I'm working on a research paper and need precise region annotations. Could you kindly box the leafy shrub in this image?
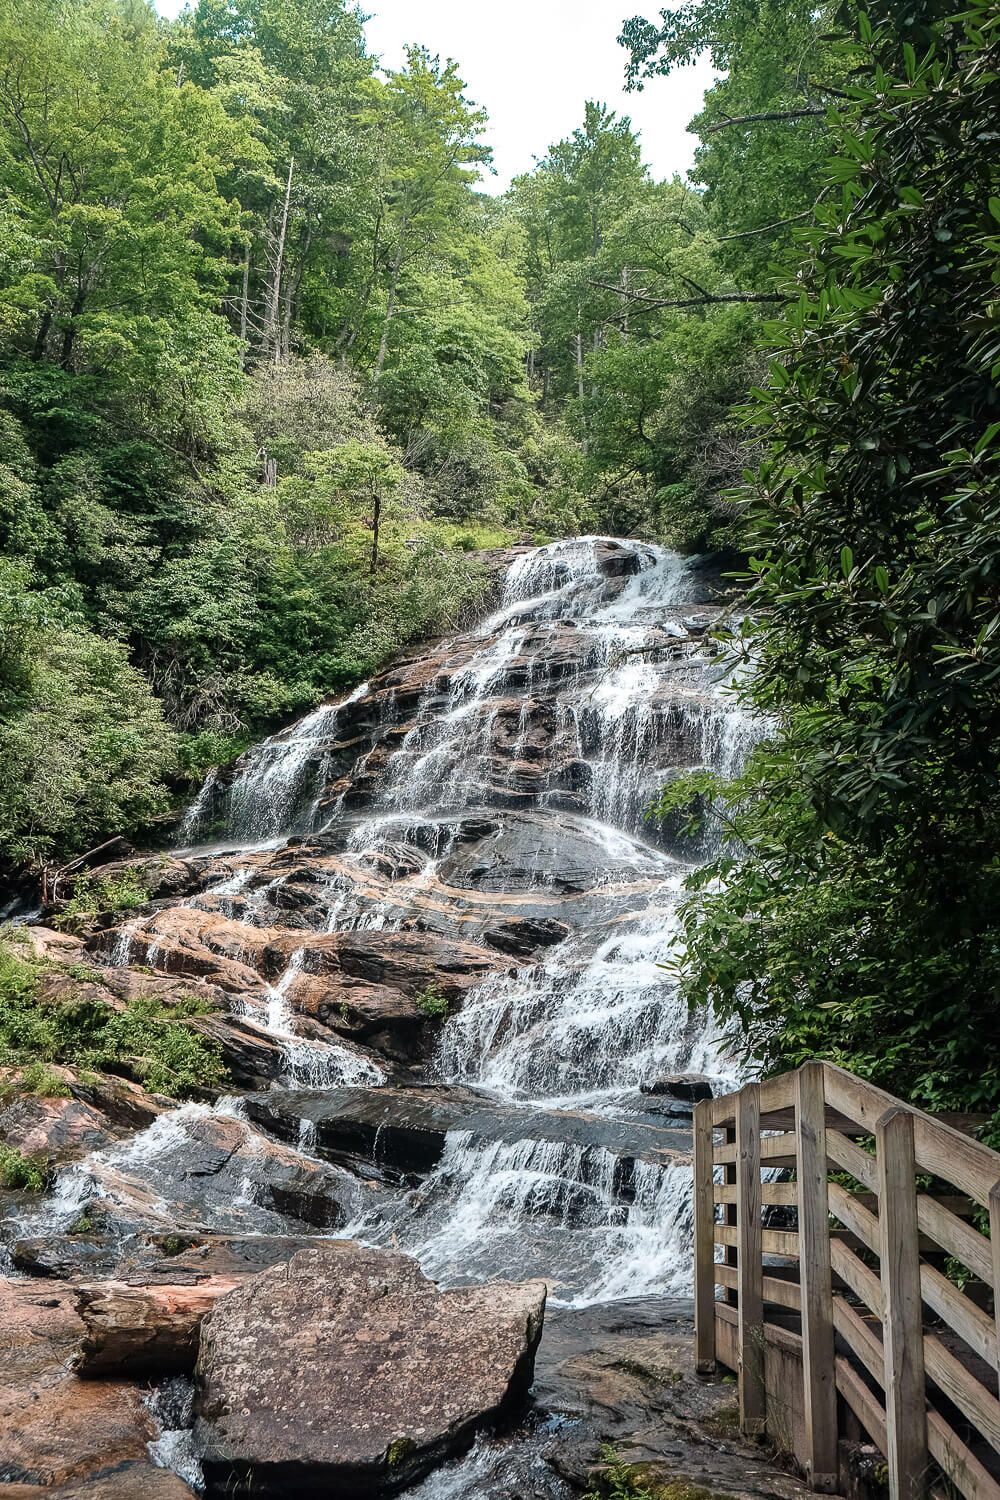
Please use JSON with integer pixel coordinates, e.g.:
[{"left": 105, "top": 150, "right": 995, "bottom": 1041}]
[
  {"left": 415, "top": 982, "right": 451, "bottom": 1018},
  {"left": 0, "top": 939, "right": 226, "bottom": 1098},
  {"left": 0, "top": 1144, "right": 45, "bottom": 1192},
  {"left": 56, "top": 868, "right": 151, "bottom": 930}
]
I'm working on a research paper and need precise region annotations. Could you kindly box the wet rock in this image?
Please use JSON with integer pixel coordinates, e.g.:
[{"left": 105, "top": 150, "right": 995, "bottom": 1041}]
[
  {"left": 536, "top": 1300, "right": 815, "bottom": 1500},
  {"left": 73, "top": 1276, "right": 240, "bottom": 1378},
  {"left": 244, "top": 1084, "right": 691, "bottom": 1185},
  {"left": 11, "top": 1233, "right": 119, "bottom": 1280},
  {"left": 484, "top": 918, "right": 571, "bottom": 956},
  {"left": 0, "top": 1091, "right": 118, "bottom": 1166},
  {"left": 193, "top": 1242, "right": 546, "bottom": 1498},
  {"left": 61, "top": 1110, "right": 365, "bottom": 1242},
  {"left": 68, "top": 1070, "right": 172, "bottom": 1132},
  {"left": 640, "top": 1074, "right": 714, "bottom": 1104},
  {"left": 0, "top": 1279, "right": 196, "bottom": 1495}
]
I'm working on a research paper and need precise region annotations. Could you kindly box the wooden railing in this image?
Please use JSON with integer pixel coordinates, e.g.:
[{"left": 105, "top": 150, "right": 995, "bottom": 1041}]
[{"left": 694, "top": 1062, "right": 1000, "bottom": 1500}]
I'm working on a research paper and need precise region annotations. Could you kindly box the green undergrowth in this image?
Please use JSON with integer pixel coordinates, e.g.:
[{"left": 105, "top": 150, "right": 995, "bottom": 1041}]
[
  {"left": 414, "top": 982, "right": 452, "bottom": 1018},
  {"left": 0, "top": 1143, "right": 46, "bottom": 1192},
  {"left": 0, "top": 935, "right": 226, "bottom": 1098},
  {"left": 55, "top": 868, "right": 152, "bottom": 932}
]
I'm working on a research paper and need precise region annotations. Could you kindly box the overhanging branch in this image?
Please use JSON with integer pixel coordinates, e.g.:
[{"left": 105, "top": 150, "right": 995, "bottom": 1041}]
[{"left": 589, "top": 279, "right": 783, "bottom": 309}]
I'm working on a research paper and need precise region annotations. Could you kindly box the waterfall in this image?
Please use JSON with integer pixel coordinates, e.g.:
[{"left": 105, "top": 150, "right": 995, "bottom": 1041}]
[{"left": 89, "top": 535, "right": 759, "bottom": 1308}]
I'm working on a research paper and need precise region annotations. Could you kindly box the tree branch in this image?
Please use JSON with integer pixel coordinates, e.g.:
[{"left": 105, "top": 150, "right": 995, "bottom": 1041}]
[
  {"left": 589, "top": 279, "right": 782, "bottom": 309},
  {"left": 705, "top": 106, "right": 829, "bottom": 133},
  {"left": 720, "top": 209, "right": 813, "bottom": 241}
]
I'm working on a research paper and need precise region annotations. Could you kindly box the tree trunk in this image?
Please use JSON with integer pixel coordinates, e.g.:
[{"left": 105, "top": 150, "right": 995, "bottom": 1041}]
[
  {"left": 262, "top": 157, "right": 294, "bottom": 363},
  {"left": 239, "top": 239, "right": 251, "bottom": 355},
  {"left": 370, "top": 487, "right": 382, "bottom": 580},
  {"left": 374, "top": 221, "right": 408, "bottom": 377}
]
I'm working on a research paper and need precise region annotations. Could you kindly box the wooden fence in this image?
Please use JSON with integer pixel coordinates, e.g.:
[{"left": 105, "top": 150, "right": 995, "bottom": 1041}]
[{"left": 693, "top": 1062, "right": 1000, "bottom": 1500}]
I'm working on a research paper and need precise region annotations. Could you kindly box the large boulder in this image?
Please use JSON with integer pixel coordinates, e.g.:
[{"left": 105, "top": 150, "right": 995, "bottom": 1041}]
[{"left": 193, "top": 1242, "right": 546, "bottom": 1498}]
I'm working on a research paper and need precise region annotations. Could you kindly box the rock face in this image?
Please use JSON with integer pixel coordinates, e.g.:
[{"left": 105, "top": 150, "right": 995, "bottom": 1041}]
[
  {"left": 193, "top": 1242, "right": 546, "bottom": 1498},
  {"left": 72, "top": 1276, "right": 239, "bottom": 1378},
  {"left": 0, "top": 1279, "right": 194, "bottom": 1496}
]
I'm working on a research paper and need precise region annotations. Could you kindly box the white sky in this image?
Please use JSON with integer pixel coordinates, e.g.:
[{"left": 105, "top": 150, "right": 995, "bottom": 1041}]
[{"left": 154, "top": 0, "right": 715, "bottom": 192}]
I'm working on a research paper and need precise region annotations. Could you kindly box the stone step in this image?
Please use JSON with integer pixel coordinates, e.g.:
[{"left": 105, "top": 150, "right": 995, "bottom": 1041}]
[{"left": 243, "top": 1083, "right": 691, "bottom": 1188}]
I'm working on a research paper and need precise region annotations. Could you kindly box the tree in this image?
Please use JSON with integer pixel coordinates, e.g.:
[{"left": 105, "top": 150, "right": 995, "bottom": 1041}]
[
  {"left": 0, "top": 562, "right": 177, "bottom": 865},
  {"left": 619, "top": 0, "right": 850, "bottom": 280},
  {"left": 661, "top": 0, "right": 1000, "bottom": 1123}
]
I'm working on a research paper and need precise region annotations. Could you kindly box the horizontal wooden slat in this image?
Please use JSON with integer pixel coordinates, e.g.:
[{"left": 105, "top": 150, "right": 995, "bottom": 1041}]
[
  {"left": 920, "top": 1263, "right": 998, "bottom": 1369},
  {"left": 714, "top": 1133, "right": 795, "bottom": 1165},
  {"left": 832, "top": 1294, "right": 884, "bottom": 1381},
  {"left": 715, "top": 1224, "right": 799, "bottom": 1257},
  {"left": 828, "top": 1180, "right": 879, "bottom": 1250},
  {"left": 823, "top": 1063, "right": 999, "bottom": 1207},
  {"left": 917, "top": 1195, "right": 993, "bottom": 1284},
  {"left": 712, "top": 1075, "right": 795, "bottom": 1126},
  {"left": 715, "top": 1263, "right": 802, "bottom": 1310},
  {"left": 925, "top": 1334, "right": 1000, "bottom": 1456},
  {"left": 826, "top": 1129, "right": 878, "bottom": 1190},
  {"left": 715, "top": 1180, "right": 798, "bottom": 1205},
  {"left": 928, "top": 1409, "right": 1000, "bottom": 1500}
]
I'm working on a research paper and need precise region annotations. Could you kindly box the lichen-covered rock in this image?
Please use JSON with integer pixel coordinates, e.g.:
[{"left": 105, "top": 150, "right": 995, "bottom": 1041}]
[{"left": 193, "top": 1242, "right": 545, "bottom": 1498}]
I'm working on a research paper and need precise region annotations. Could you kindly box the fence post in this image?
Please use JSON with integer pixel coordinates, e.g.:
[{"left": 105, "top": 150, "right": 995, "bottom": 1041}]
[
  {"left": 694, "top": 1098, "right": 717, "bottom": 1373},
  {"left": 990, "top": 1179, "right": 1000, "bottom": 1392},
  {"left": 795, "top": 1063, "right": 838, "bottom": 1492},
  {"left": 736, "top": 1081, "right": 765, "bottom": 1435},
  {"left": 877, "top": 1107, "right": 928, "bottom": 1500}
]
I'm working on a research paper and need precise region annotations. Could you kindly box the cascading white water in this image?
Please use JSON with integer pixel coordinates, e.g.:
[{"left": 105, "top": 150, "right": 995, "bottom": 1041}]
[
  {"left": 79, "top": 536, "right": 758, "bottom": 1309},
  {"left": 180, "top": 681, "right": 370, "bottom": 847}
]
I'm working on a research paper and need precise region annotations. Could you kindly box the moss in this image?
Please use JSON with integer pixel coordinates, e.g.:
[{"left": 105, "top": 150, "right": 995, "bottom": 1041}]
[
  {"left": 385, "top": 1437, "right": 416, "bottom": 1468},
  {"left": 586, "top": 1448, "right": 728, "bottom": 1500}
]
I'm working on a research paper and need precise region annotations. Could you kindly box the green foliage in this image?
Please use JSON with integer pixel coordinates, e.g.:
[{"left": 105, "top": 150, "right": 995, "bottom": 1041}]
[
  {"left": 0, "top": 1144, "right": 46, "bottom": 1192},
  {"left": 0, "top": 938, "right": 226, "bottom": 1098},
  {"left": 56, "top": 868, "right": 152, "bottom": 930},
  {"left": 414, "top": 982, "right": 451, "bottom": 1018},
  {"left": 663, "top": 0, "right": 1000, "bottom": 1125}
]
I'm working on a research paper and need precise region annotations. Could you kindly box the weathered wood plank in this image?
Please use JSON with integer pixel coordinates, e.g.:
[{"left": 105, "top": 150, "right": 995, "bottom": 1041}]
[
  {"left": 836, "top": 1353, "right": 889, "bottom": 1452},
  {"left": 737, "top": 1082, "right": 766, "bottom": 1436},
  {"left": 715, "top": 1181, "right": 798, "bottom": 1205},
  {"left": 990, "top": 1180, "right": 1000, "bottom": 1394},
  {"left": 714, "top": 1134, "right": 796, "bottom": 1166},
  {"left": 715, "top": 1224, "right": 799, "bottom": 1256},
  {"left": 694, "top": 1098, "right": 717, "bottom": 1373},
  {"left": 826, "top": 1128, "right": 877, "bottom": 1191},
  {"left": 924, "top": 1335, "right": 1000, "bottom": 1456},
  {"left": 877, "top": 1107, "right": 929, "bottom": 1500},
  {"left": 832, "top": 1294, "right": 884, "bottom": 1383},
  {"left": 716, "top": 1263, "right": 802, "bottom": 1311},
  {"left": 824, "top": 1064, "right": 998, "bottom": 1208},
  {"left": 918, "top": 1260, "right": 997, "bottom": 1369},
  {"left": 830, "top": 1238, "right": 883, "bottom": 1317},
  {"left": 927, "top": 1409, "right": 1000, "bottom": 1500},
  {"left": 796, "top": 1062, "right": 839, "bottom": 1492}
]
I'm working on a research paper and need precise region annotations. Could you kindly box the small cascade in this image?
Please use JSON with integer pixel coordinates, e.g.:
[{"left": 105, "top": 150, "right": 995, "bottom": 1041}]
[
  {"left": 344, "top": 1130, "right": 696, "bottom": 1304},
  {"left": 180, "top": 682, "right": 370, "bottom": 847}
]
